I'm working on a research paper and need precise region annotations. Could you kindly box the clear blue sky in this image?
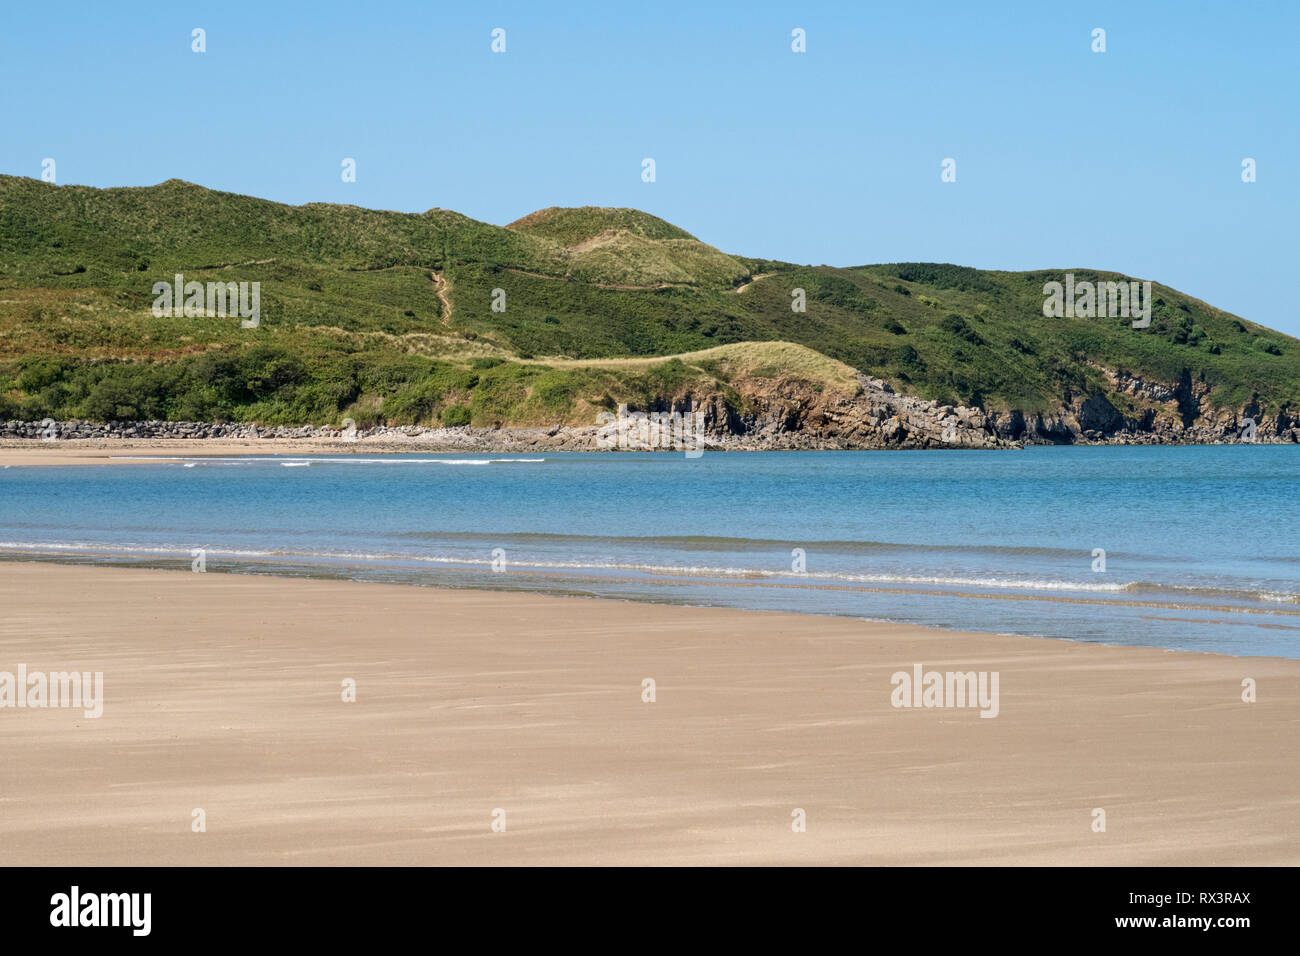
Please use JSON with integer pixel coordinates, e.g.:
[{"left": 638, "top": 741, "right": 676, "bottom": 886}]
[{"left": 3, "top": 1, "right": 1297, "bottom": 334}]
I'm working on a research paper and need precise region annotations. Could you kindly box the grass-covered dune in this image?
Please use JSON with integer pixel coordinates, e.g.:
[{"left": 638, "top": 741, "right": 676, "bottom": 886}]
[{"left": 1, "top": 174, "right": 1297, "bottom": 433}]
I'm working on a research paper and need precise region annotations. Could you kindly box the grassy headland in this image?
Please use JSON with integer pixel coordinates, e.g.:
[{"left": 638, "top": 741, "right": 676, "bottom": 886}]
[{"left": 2, "top": 175, "right": 1297, "bottom": 438}]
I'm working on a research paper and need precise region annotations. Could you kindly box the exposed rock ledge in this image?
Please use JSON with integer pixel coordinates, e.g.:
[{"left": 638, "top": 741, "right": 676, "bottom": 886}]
[{"left": 2, "top": 366, "right": 1293, "bottom": 450}]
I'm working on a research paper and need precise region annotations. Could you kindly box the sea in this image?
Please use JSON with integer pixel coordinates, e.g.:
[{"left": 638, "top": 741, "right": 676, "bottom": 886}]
[{"left": 2, "top": 445, "right": 1297, "bottom": 657}]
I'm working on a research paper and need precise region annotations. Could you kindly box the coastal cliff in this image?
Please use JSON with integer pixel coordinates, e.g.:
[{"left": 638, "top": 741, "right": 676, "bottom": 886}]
[{"left": 3, "top": 176, "right": 1298, "bottom": 448}]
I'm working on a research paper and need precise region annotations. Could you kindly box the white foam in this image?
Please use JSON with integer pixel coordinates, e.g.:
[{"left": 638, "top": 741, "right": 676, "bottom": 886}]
[{"left": 110, "top": 456, "right": 545, "bottom": 465}]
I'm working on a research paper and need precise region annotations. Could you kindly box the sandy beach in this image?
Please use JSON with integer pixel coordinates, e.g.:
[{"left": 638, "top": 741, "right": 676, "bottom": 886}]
[
  {"left": 0, "top": 440, "right": 453, "bottom": 467},
  {"left": 0, "top": 561, "right": 1295, "bottom": 865}
]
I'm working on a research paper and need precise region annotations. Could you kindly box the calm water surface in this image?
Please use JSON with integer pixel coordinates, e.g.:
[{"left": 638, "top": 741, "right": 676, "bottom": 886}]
[{"left": 2, "top": 446, "right": 1297, "bottom": 657}]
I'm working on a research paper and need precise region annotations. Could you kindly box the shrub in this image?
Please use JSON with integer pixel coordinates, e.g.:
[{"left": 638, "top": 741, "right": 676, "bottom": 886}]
[
  {"left": 83, "top": 381, "right": 146, "bottom": 421},
  {"left": 441, "top": 404, "right": 471, "bottom": 426},
  {"left": 531, "top": 374, "right": 578, "bottom": 413},
  {"left": 894, "top": 345, "right": 925, "bottom": 369},
  {"left": 383, "top": 381, "right": 442, "bottom": 424},
  {"left": 16, "top": 357, "right": 68, "bottom": 393},
  {"left": 940, "top": 314, "right": 985, "bottom": 346}
]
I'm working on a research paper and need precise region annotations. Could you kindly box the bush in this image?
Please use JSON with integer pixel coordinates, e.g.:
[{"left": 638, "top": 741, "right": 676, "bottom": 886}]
[
  {"left": 83, "top": 381, "right": 147, "bottom": 421},
  {"left": 16, "top": 357, "right": 68, "bottom": 393},
  {"left": 531, "top": 373, "right": 579, "bottom": 414},
  {"left": 242, "top": 348, "right": 307, "bottom": 396},
  {"left": 441, "top": 404, "right": 471, "bottom": 426},
  {"left": 889, "top": 263, "right": 997, "bottom": 293},
  {"left": 940, "top": 314, "right": 985, "bottom": 346},
  {"left": 894, "top": 345, "right": 925, "bottom": 369},
  {"left": 382, "top": 381, "right": 442, "bottom": 424}
]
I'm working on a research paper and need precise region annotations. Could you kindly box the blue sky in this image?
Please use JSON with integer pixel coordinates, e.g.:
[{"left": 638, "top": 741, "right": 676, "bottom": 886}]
[{"left": 3, "top": 0, "right": 1297, "bottom": 334}]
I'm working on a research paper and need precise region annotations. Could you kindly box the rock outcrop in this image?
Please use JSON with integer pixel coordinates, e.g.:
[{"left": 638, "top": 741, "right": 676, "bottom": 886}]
[{"left": 3, "top": 363, "right": 1293, "bottom": 450}]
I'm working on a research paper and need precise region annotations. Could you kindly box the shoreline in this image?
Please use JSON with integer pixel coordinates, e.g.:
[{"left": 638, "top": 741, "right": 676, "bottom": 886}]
[
  {"left": 1, "top": 433, "right": 1294, "bottom": 466},
  {"left": 0, "top": 440, "right": 533, "bottom": 466},
  {"left": 1, "top": 561, "right": 1296, "bottom": 865},
  {"left": 4, "top": 550, "right": 1299, "bottom": 653}
]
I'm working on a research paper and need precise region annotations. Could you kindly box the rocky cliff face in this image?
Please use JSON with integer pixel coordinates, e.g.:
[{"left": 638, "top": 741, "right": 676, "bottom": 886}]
[
  {"left": 979, "top": 364, "right": 1298, "bottom": 445},
  {"left": 2, "top": 364, "right": 1293, "bottom": 449},
  {"left": 634, "top": 364, "right": 1294, "bottom": 448},
  {"left": 675, "top": 373, "right": 1007, "bottom": 449}
]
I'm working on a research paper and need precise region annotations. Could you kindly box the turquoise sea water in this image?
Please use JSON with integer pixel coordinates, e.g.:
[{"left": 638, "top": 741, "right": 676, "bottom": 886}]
[{"left": 2, "top": 446, "right": 1298, "bottom": 657}]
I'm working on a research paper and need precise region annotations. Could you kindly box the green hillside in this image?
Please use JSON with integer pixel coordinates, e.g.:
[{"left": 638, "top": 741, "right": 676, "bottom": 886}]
[
  {"left": 506, "top": 206, "right": 697, "bottom": 243},
  {"left": 1, "top": 174, "right": 1296, "bottom": 431}
]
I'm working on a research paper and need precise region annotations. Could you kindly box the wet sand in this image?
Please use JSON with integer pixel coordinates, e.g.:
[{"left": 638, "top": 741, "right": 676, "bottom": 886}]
[{"left": 0, "top": 562, "right": 1295, "bottom": 865}]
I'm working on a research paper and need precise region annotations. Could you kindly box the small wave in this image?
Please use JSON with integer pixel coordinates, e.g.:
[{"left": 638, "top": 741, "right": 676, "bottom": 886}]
[
  {"left": 386, "top": 529, "right": 1149, "bottom": 560},
  {"left": 1127, "top": 581, "right": 1300, "bottom": 605},
  {"left": 0, "top": 541, "right": 1175, "bottom": 594},
  {"left": 1260, "top": 591, "right": 1300, "bottom": 604},
  {"left": 2, "top": 542, "right": 1295, "bottom": 606},
  {"left": 109, "top": 456, "right": 545, "bottom": 465}
]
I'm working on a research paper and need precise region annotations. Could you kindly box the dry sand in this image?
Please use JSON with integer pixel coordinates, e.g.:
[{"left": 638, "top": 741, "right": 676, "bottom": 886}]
[
  {"left": 0, "top": 441, "right": 424, "bottom": 466},
  {"left": 0, "top": 561, "right": 1295, "bottom": 865}
]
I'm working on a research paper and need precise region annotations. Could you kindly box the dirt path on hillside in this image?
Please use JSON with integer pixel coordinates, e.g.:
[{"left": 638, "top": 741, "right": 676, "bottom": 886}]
[
  {"left": 731, "top": 272, "right": 775, "bottom": 294},
  {"left": 432, "top": 270, "right": 452, "bottom": 326}
]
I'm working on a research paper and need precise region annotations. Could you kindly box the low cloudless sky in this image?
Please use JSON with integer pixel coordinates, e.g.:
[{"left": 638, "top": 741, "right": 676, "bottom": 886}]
[{"left": 3, "top": 1, "right": 1297, "bottom": 334}]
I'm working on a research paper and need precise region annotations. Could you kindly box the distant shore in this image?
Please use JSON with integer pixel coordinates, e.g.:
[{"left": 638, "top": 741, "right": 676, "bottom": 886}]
[
  {"left": 0, "top": 561, "right": 1295, "bottom": 865},
  {"left": 1, "top": 430, "right": 1294, "bottom": 465},
  {"left": 0, "top": 438, "right": 537, "bottom": 466}
]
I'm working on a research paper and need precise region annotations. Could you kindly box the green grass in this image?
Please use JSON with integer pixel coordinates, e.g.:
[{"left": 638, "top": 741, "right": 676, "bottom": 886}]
[
  {"left": 505, "top": 206, "right": 697, "bottom": 244},
  {"left": 2, "top": 174, "right": 1297, "bottom": 427}
]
